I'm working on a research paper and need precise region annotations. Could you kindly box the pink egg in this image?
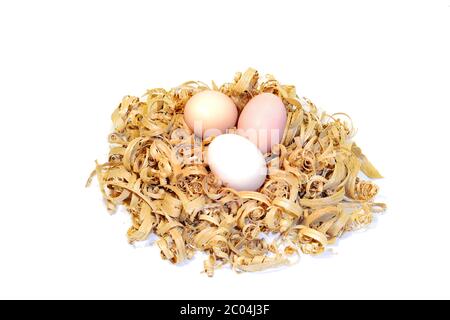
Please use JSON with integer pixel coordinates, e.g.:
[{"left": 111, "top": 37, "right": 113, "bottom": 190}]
[{"left": 237, "top": 93, "right": 287, "bottom": 153}]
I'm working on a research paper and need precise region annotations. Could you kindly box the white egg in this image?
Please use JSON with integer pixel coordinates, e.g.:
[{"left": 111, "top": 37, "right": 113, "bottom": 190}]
[{"left": 207, "top": 134, "right": 267, "bottom": 191}]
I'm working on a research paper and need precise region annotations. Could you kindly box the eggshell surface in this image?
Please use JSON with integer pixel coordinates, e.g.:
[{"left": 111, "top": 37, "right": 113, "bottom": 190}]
[
  {"left": 207, "top": 134, "right": 267, "bottom": 191},
  {"left": 237, "top": 93, "right": 287, "bottom": 153},
  {"left": 184, "top": 90, "right": 238, "bottom": 138}
]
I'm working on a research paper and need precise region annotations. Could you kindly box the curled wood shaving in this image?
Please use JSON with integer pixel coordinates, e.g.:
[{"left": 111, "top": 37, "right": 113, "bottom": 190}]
[{"left": 87, "top": 68, "right": 386, "bottom": 276}]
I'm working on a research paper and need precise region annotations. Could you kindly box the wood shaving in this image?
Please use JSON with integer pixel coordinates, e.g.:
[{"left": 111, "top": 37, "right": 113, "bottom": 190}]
[{"left": 87, "top": 68, "right": 386, "bottom": 276}]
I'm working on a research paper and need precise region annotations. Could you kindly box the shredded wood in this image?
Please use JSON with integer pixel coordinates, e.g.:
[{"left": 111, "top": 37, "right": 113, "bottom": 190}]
[{"left": 87, "top": 68, "right": 386, "bottom": 276}]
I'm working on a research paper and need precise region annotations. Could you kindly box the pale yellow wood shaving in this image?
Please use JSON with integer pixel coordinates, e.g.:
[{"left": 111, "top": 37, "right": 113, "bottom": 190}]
[{"left": 87, "top": 68, "right": 386, "bottom": 276}]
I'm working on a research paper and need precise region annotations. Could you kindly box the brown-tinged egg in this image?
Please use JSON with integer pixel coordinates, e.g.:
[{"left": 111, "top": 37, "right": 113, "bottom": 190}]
[{"left": 184, "top": 90, "right": 238, "bottom": 138}]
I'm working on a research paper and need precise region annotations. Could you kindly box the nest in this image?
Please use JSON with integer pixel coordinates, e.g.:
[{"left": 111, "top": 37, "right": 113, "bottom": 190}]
[{"left": 87, "top": 68, "right": 386, "bottom": 276}]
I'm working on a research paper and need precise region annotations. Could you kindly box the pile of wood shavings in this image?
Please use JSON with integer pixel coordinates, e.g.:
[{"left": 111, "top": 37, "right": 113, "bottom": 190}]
[{"left": 87, "top": 68, "right": 386, "bottom": 276}]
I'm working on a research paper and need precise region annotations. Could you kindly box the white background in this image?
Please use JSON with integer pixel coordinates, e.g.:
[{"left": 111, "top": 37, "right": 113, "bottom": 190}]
[{"left": 0, "top": 0, "right": 449, "bottom": 299}]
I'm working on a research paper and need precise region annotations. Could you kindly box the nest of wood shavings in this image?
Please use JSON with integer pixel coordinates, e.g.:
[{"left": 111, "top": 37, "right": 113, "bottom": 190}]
[{"left": 87, "top": 68, "right": 386, "bottom": 276}]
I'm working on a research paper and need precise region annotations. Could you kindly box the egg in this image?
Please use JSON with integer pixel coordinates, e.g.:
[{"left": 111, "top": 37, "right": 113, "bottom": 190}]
[
  {"left": 207, "top": 134, "right": 267, "bottom": 191},
  {"left": 184, "top": 90, "right": 238, "bottom": 138},
  {"left": 237, "top": 93, "right": 287, "bottom": 153}
]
